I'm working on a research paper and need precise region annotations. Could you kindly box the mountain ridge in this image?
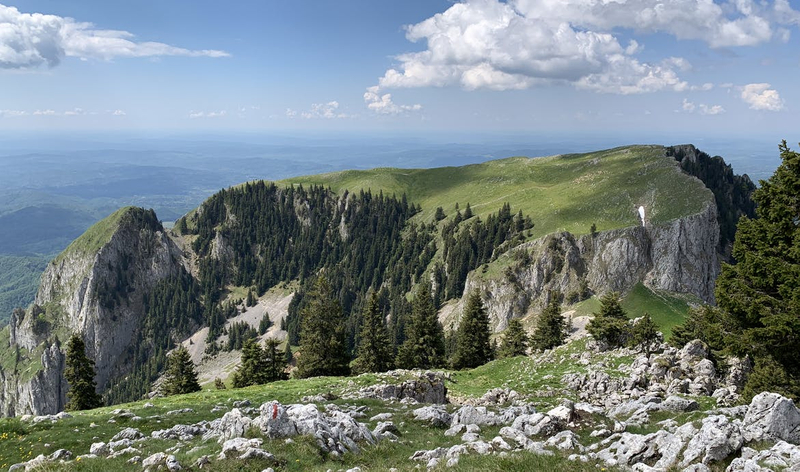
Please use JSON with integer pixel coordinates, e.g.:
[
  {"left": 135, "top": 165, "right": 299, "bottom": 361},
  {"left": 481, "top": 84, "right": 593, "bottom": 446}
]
[{"left": 0, "top": 144, "right": 754, "bottom": 416}]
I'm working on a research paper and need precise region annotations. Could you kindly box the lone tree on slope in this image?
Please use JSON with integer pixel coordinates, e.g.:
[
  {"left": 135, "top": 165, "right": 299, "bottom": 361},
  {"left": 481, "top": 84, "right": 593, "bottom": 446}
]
[
  {"left": 295, "top": 276, "right": 350, "bottom": 378},
  {"left": 530, "top": 293, "right": 569, "bottom": 351},
  {"left": 162, "top": 345, "right": 201, "bottom": 396},
  {"left": 352, "top": 291, "right": 395, "bottom": 374},
  {"left": 452, "top": 290, "right": 493, "bottom": 369},
  {"left": 587, "top": 292, "right": 629, "bottom": 348},
  {"left": 396, "top": 283, "right": 446, "bottom": 369},
  {"left": 64, "top": 334, "right": 103, "bottom": 411},
  {"left": 498, "top": 318, "right": 529, "bottom": 358}
]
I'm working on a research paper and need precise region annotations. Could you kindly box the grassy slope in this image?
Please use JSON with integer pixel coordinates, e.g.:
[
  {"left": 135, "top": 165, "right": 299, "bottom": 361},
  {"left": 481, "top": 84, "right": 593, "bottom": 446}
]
[
  {"left": 280, "top": 145, "right": 711, "bottom": 239},
  {"left": 52, "top": 206, "right": 137, "bottom": 265},
  {"left": 0, "top": 350, "right": 632, "bottom": 472},
  {"left": 571, "top": 283, "right": 696, "bottom": 340}
]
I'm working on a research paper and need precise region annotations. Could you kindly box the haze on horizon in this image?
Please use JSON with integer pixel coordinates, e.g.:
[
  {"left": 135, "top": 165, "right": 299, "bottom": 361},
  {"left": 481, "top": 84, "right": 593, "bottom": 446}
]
[{"left": 0, "top": 0, "right": 797, "bottom": 140}]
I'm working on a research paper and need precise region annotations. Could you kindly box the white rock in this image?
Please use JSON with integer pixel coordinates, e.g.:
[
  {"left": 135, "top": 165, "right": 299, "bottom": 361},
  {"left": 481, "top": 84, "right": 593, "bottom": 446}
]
[{"left": 742, "top": 392, "right": 800, "bottom": 444}]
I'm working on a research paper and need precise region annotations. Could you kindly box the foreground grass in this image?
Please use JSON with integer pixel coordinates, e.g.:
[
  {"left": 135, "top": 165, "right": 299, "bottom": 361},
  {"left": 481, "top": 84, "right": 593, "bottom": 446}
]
[{"left": 0, "top": 354, "right": 629, "bottom": 472}]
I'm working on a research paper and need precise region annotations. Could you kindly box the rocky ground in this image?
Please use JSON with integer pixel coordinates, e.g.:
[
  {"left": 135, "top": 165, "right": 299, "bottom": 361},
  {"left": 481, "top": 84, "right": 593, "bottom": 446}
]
[{"left": 3, "top": 334, "right": 799, "bottom": 472}]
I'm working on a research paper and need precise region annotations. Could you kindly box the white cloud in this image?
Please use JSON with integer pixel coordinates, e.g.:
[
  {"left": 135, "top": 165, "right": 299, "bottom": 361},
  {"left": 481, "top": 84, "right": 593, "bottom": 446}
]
[
  {"left": 188, "top": 110, "right": 227, "bottom": 118},
  {"left": 0, "top": 4, "right": 228, "bottom": 69},
  {"left": 740, "top": 83, "right": 784, "bottom": 111},
  {"left": 363, "top": 86, "right": 422, "bottom": 115},
  {"left": 370, "top": 0, "right": 799, "bottom": 97},
  {"left": 513, "top": 0, "right": 794, "bottom": 47},
  {"left": 111, "top": 109, "right": 126, "bottom": 116},
  {"left": 33, "top": 109, "right": 56, "bottom": 116},
  {"left": 288, "top": 101, "right": 354, "bottom": 119},
  {"left": 681, "top": 98, "right": 725, "bottom": 115},
  {"left": 0, "top": 109, "right": 27, "bottom": 117},
  {"left": 373, "top": 0, "right": 692, "bottom": 95}
]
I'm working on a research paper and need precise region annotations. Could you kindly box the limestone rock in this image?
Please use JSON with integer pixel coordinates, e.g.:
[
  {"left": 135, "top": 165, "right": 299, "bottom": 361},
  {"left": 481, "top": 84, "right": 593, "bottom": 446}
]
[{"left": 742, "top": 392, "right": 800, "bottom": 444}]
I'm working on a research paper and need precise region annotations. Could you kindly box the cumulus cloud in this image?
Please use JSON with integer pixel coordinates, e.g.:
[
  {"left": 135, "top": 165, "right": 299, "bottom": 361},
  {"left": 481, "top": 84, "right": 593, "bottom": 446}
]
[
  {"left": 287, "top": 101, "right": 354, "bottom": 119},
  {"left": 112, "top": 109, "right": 126, "bottom": 116},
  {"left": 740, "top": 83, "right": 784, "bottom": 111},
  {"left": 369, "top": 0, "right": 799, "bottom": 98},
  {"left": 363, "top": 86, "right": 422, "bottom": 115},
  {"left": 189, "top": 110, "right": 227, "bottom": 118},
  {"left": 0, "top": 4, "right": 228, "bottom": 69},
  {"left": 681, "top": 98, "right": 725, "bottom": 115}
]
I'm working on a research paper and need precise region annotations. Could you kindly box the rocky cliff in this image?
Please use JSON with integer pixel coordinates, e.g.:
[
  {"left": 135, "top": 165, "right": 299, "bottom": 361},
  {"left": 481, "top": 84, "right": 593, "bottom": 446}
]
[
  {"left": 0, "top": 207, "right": 186, "bottom": 416},
  {"left": 456, "top": 201, "right": 719, "bottom": 332}
]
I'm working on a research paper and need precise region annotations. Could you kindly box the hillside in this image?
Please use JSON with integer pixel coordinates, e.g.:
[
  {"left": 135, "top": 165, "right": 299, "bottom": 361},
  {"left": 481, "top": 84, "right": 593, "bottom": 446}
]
[
  {"left": 0, "top": 144, "right": 755, "bottom": 418},
  {"left": 281, "top": 145, "right": 710, "bottom": 238}
]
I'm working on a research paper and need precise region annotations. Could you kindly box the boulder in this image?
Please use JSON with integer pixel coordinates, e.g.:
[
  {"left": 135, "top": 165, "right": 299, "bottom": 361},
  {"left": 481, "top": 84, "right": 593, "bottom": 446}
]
[
  {"left": 742, "top": 392, "right": 800, "bottom": 444},
  {"left": 357, "top": 371, "right": 447, "bottom": 404},
  {"left": 205, "top": 408, "right": 252, "bottom": 442},
  {"left": 112, "top": 427, "right": 144, "bottom": 441},
  {"left": 680, "top": 415, "right": 743, "bottom": 467},
  {"left": 411, "top": 405, "right": 452, "bottom": 427},
  {"left": 254, "top": 401, "right": 297, "bottom": 438}
]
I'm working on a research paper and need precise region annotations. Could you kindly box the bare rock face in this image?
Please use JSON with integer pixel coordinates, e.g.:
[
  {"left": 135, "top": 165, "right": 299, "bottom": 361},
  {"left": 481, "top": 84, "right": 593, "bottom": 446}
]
[
  {"left": 461, "top": 202, "right": 720, "bottom": 332},
  {"left": 0, "top": 208, "right": 186, "bottom": 416}
]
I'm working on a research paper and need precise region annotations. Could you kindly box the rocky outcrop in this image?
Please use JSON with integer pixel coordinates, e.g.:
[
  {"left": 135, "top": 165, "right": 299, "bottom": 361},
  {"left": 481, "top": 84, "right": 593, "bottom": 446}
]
[
  {"left": 461, "top": 202, "right": 720, "bottom": 331},
  {"left": 0, "top": 207, "right": 186, "bottom": 416},
  {"left": 353, "top": 371, "right": 448, "bottom": 404}
]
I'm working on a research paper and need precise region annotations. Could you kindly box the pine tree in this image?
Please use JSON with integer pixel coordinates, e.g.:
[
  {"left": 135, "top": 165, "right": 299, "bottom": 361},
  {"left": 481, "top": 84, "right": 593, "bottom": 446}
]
[
  {"left": 258, "top": 312, "right": 272, "bottom": 335},
  {"left": 231, "top": 338, "right": 266, "bottom": 388},
  {"left": 246, "top": 288, "right": 256, "bottom": 307},
  {"left": 434, "top": 206, "right": 446, "bottom": 221},
  {"left": 64, "top": 334, "right": 103, "bottom": 411},
  {"left": 628, "top": 313, "right": 659, "bottom": 355},
  {"left": 162, "top": 345, "right": 201, "bottom": 396},
  {"left": 284, "top": 342, "right": 294, "bottom": 365},
  {"left": 586, "top": 292, "right": 629, "bottom": 348},
  {"left": 452, "top": 290, "right": 492, "bottom": 369},
  {"left": 530, "top": 294, "right": 568, "bottom": 351},
  {"left": 498, "top": 318, "right": 529, "bottom": 358},
  {"left": 352, "top": 292, "right": 394, "bottom": 374},
  {"left": 295, "top": 276, "right": 350, "bottom": 378},
  {"left": 263, "top": 338, "right": 288, "bottom": 382},
  {"left": 463, "top": 203, "right": 473, "bottom": 219},
  {"left": 714, "top": 141, "right": 800, "bottom": 398},
  {"left": 396, "top": 283, "right": 446, "bottom": 369}
]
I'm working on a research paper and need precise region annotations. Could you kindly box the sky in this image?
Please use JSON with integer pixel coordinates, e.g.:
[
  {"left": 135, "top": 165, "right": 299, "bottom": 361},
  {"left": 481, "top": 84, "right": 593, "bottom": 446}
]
[{"left": 0, "top": 0, "right": 798, "bottom": 138}]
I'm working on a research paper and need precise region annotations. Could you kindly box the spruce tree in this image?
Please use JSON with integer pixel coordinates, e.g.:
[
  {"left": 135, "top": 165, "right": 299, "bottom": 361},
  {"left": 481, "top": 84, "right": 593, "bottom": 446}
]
[
  {"left": 530, "top": 294, "right": 568, "bottom": 351},
  {"left": 452, "top": 290, "right": 492, "bottom": 369},
  {"left": 586, "top": 292, "right": 629, "bottom": 348},
  {"left": 352, "top": 292, "right": 394, "bottom": 374},
  {"left": 64, "top": 334, "right": 103, "bottom": 411},
  {"left": 246, "top": 288, "right": 256, "bottom": 307},
  {"left": 628, "top": 313, "right": 659, "bottom": 355},
  {"left": 162, "top": 345, "right": 201, "bottom": 396},
  {"left": 284, "top": 342, "right": 293, "bottom": 365},
  {"left": 714, "top": 141, "right": 800, "bottom": 399},
  {"left": 232, "top": 338, "right": 266, "bottom": 388},
  {"left": 499, "top": 318, "right": 529, "bottom": 358},
  {"left": 263, "top": 338, "right": 288, "bottom": 382},
  {"left": 463, "top": 203, "right": 473, "bottom": 219},
  {"left": 396, "top": 283, "right": 446, "bottom": 369},
  {"left": 295, "top": 276, "right": 350, "bottom": 378}
]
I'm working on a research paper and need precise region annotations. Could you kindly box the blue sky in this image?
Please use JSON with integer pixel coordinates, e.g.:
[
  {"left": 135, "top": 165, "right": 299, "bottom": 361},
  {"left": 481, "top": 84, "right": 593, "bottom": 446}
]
[{"left": 0, "top": 0, "right": 798, "bottom": 138}]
